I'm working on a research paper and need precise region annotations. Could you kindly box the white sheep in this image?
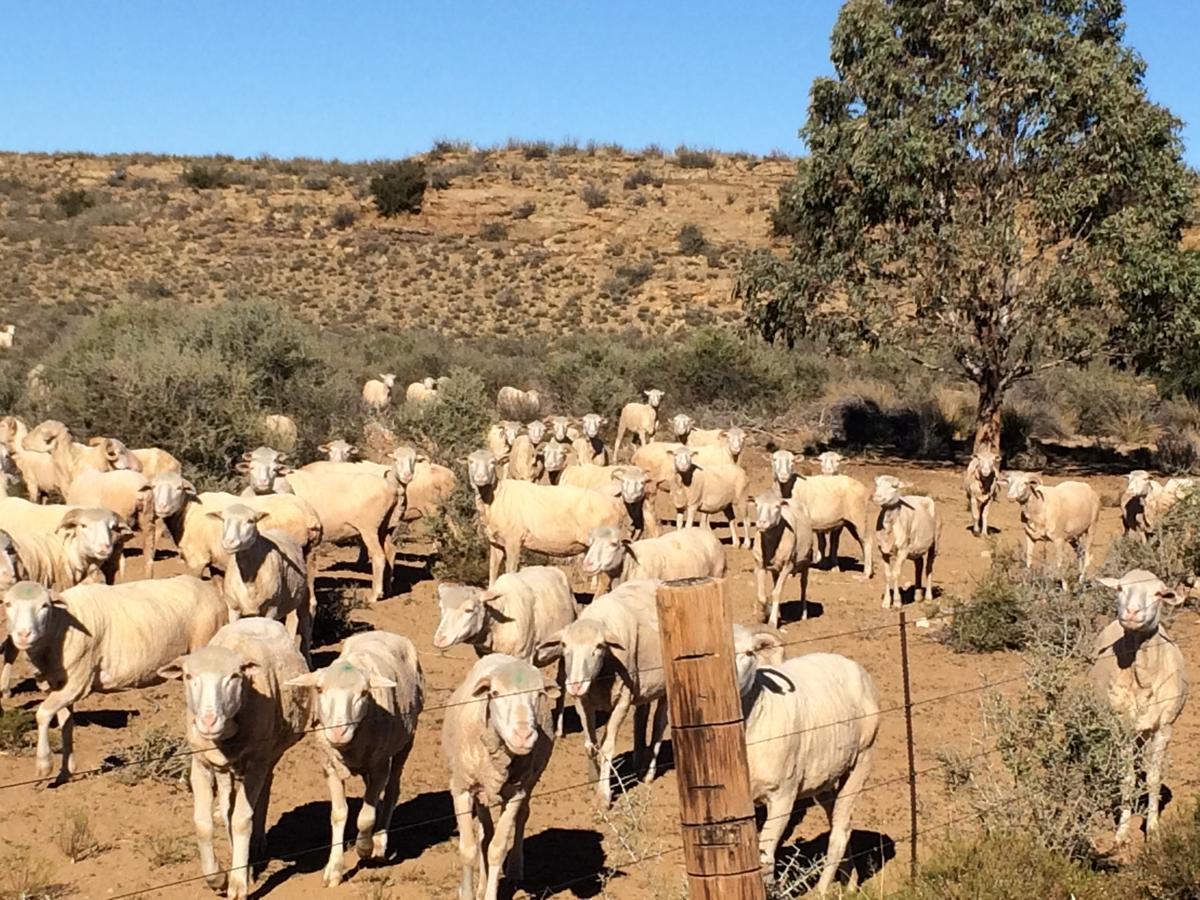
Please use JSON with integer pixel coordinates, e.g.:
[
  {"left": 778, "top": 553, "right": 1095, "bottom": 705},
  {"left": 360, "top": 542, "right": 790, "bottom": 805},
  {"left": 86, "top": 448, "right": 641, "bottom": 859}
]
[
  {"left": 442, "top": 654, "right": 558, "bottom": 900},
  {"left": 789, "top": 470, "right": 875, "bottom": 579},
  {"left": 0, "top": 324, "right": 14, "bottom": 348},
  {"left": 560, "top": 464, "right": 657, "bottom": 538},
  {"left": 631, "top": 440, "right": 688, "bottom": 525},
  {"left": 670, "top": 446, "right": 751, "bottom": 547},
  {"left": 390, "top": 445, "right": 457, "bottom": 520},
  {"left": 20, "top": 420, "right": 131, "bottom": 499},
  {"left": 406, "top": 377, "right": 438, "bottom": 405},
  {"left": 1005, "top": 472, "right": 1100, "bottom": 585},
  {"left": 541, "top": 439, "right": 570, "bottom": 485},
  {"left": 0, "top": 501, "right": 131, "bottom": 585},
  {"left": 1092, "top": 570, "right": 1189, "bottom": 842},
  {"left": 872, "top": 475, "right": 940, "bottom": 609},
  {"left": 362, "top": 373, "right": 397, "bottom": 412},
  {"left": 1121, "top": 471, "right": 1195, "bottom": 540},
  {"left": 571, "top": 413, "right": 608, "bottom": 466},
  {"left": 752, "top": 493, "right": 815, "bottom": 628},
  {"left": 613, "top": 389, "right": 664, "bottom": 457},
  {"left": 320, "top": 439, "right": 358, "bottom": 463},
  {"left": 1, "top": 416, "right": 55, "bottom": 502},
  {"left": 263, "top": 413, "right": 299, "bottom": 451},
  {"left": 2, "top": 577, "right": 226, "bottom": 780},
  {"left": 546, "top": 415, "right": 577, "bottom": 445},
  {"left": 209, "top": 504, "right": 311, "bottom": 659},
  {"left": 65, "top": 469, "right": 155, "bottom": 575},
  {"left": 285, "top": 631, "right": 424, "bottom": 886},
  {"left": 582, "top": 524, "right": 725, "bottom": 592},
  {"left": 466, "top": 449, "right": 623, "bottom": 584},
  {"left": 538, "top": 579, "right": 667, "bottom": 807},
  {"left": 505, "top": 429, "right": 544, "bottom": 482},
  {"left": 964, "top": 451, "right": 1000, "bottom": 536},
  {"left": 817, "top": 451, "right": 845, "bottom": 475},
  {"left": 733, "top": 626, "right": 879, "bottom": 894},
  {"left": 159, "top": 617, "right": 310, "bottom": 900},
  {"left": 496, "top": 386, "right": 541, "bottom": 421}
]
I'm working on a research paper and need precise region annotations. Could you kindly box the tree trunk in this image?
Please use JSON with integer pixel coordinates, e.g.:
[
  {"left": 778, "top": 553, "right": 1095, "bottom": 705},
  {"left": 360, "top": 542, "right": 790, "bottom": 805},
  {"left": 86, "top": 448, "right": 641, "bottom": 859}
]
[{"left": 973, "top": 374, "right": 1003, "bottom": 457}]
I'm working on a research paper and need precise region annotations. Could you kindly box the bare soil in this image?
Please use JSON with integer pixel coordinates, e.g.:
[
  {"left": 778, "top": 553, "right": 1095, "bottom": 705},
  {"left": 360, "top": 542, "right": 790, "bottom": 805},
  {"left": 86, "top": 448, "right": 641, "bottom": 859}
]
[{"left": 1, "top": 458, "right": 1196, "bottom": 899}]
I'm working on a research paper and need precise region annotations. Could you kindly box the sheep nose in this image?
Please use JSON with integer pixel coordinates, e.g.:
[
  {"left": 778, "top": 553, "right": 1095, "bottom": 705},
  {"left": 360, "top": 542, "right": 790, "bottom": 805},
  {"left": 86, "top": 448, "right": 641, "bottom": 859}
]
[
  {"left": 199, "top": 712, "right": 218, "bottom": 730},
  {"left": 14, "top": 630, "right": 31, "bottom": 645},
  {"left": 329, "top": 726, "right": 349, "bottom": 743}
]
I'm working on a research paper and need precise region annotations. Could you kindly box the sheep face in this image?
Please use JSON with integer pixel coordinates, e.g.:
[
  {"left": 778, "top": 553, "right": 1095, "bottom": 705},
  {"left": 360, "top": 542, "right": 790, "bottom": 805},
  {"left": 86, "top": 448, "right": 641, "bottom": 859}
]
[
  {"left": 210, "top": 504, "right": 264, "bottom": 554},
  {"left": 58, "top": 508, "right": 129, "bottom": 563},
  {"left": 771, "top": 450, "right": 795, "bottom": 485},
  {"left": 1098, "top": 569, "right": 1182, "bottom": 635},
  {"left": 1005, "top": 472, "right": 1040, "bottom": 503},
  {"left": 285, "top": 663, "right": 396, "bottom": 747},
  {"left": 21, "top": 420, "right": 69, "bottom": 453},
  {"left": 753, "top": 494, "right": 786, "bottom": 531},
  {"left": 433, "top": 584, "right": 488, "bottom": 649},
  {"left": 525, "top": 421, "right": 547, "bottom": 446},
  {"left": 818, "top": 452, "right": 844, "bottom": 475},
  {"left": 548, "top": 417, "right": 571, "bottom": 443},
  {"left": 612, "top": 468, "right": 647, "bottom": 505},
  {"left": 556, "top": 619, "right": 616, "bottom": 698},
  {"left": 581, "top": 414, "right": 604, "bottom": 438},
  {"left": 671, "top": 446, "right": 698, "bottom": 477},
  {"left": 872, "top": 475, "right": 906, "bottom": 508},
  {"left": 2, "top": 581, "right": 56, "bottom": 650},
  {"left": 391, "top": 446, "right": 424, "bottom": 485},
  {"left": 725, "top": 426, "right": 746, "bottom": 457},
  {"left": 422, "top": 377, "right": 437, "bottom": 389},
  {"left": 582, "top": 526, "right": 624, "bottom": 576},
  {"left": 732, "top": 625, "right": 787, "bottom": 697},
  {"left": 972, "top": 452, "right": 998, "bottom": 478},
  {"left": 1124, "top": 470, "right": 1153, "bottom": 499},
  {"left": 500, "top": 421, "right": 522, "bottom": 447},
  {"left": 472, "top": 660, "right": 554, "bottom": 756},
  {"left": 467, "top": 450, "right": 498, "bottom": 488},
  {"left": 238, "top": 447, "right": 289, "bottom": 494},
  {"left": 0, "top": 531, "right": 17, "bottom": 589},
  {"left": 542, "top": 440, "right": 568, "bottom": 473},
  {"left": 160, "top": 645, "right": 256, "bottom": 741},
  {"left": 643, "top": 389, "right": 664, "bottom": 408},
  {"left": 380, "top": 374, "right": 397, "bottom": 389},
  {"left": 150, "top": 472, "right": 195, "bottom": 519},
  {"left": 322, "top": 440, "right": 356, "bottom": 463},
  {"left": 670, "top": 414, "right": 694, "bottom": 439}
]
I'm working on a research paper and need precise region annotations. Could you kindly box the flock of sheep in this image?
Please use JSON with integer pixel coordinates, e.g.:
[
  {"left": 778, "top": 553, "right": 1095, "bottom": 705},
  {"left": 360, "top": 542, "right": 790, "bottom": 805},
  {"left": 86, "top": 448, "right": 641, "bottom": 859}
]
[{"left": 0, "top": 374, "right": 1191, "bottom": 899}]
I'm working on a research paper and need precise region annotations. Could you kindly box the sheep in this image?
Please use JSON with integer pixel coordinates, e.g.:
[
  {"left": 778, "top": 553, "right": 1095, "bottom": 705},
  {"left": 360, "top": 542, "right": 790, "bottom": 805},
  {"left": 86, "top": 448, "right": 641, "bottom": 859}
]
[
  {"left": 538, "top": 579, "right": 667, "bottom": 807},
  {"left": 406, "top": 376, "right": 438, "bottom": 405},
  {"left": 65, "top": 469, "right": 155, "bottom": 576},
  {"left": 237, "top": 446, "right": 296, "bottom": 495},
  {"left": 964, "top": 451, "right": 1000, "bottom": 536},
  {"left": 817, "top": 451, "right": 844, "bottom": 475},
  {"left": 771, "top": 449, "right": 800, "bottom": 499},
  {"left": 284, "top": 631, "right": 423, "bottom": 886},
  {"left": 20, "top": 421, "right": 135, "bottom": 499},
  {"left": 442, "top": 654, "right": 558, "bottom": 900},
  {"left": 541, "top": 439, "right": 569, "bottom": 485},
  {"left": 631, "top": 441, "right": 687, "bottom": 521},
  {"left": 546, "top": 415, "right": 577, "bottom": 444},
  {"left": 0, "top": 501, "right": 130, "bottom": 586},
  {"left": 239, "top": 449, "right": 402, "bottom": 601},
  {"left": 129, "top": 446, "right": 183, "bottom": 479},
  {"left": 466, "top": 449, "right": 623, "bottom": 585},
  {"left": 571, "top": 413, "right": 608, "bottom": 466},
  {"left": 159, "top": 617, "right": 310, "bottom": 900},
  {"left": 613, "top": 389, "right": 664, "bottom": 457},
  {"left": 560, "top": 464, "right": 657, "bottom": 538},
  {"left": 752, "top": 493, "right": 816, "bottom": 627},
  {"left": 497, "top": 386, "right": 541, "bottom": 422},
  {"left": 670, "top": 446, "right": 751, "bottom": 547},
  {"left": 0, "top": 324, "right": 13, "bottom": 348},
  {"left": 1005, "top": 472, "right": 1101, "bottom": 585},
  {"left": 390, "top": 446, "right": 457, "bottom": 520},
  {"left": 1092, "top": 569, "right": 1189, "bottom": 843},
  {"left": 209, "top": 504, "right": 311, "bottom": 659},
  {"left": 505, "top": 429, "right": 544, "bottom": 482},
  {"left": 1121, "top": 471, "right": 1195, "bottom": 540},
  {"left": 788, "top": 471, "right": 875, "bottom": 579},
  {"left": 433, "top": 567, "right": 577, "bottom": 733},
  {"left": 1, "top": 416, "right": 55, "bottom": 502},
  {"left": 872, "top": 475, "right": 940, "bottom": 609},
  {"left": 733, "top": 626, "right": 879, "bottom": 894},
  {"left": 582, "top": 524, "right": 725, "bottom": 593},
  {"left": 320, "top": 439, "right": 357, "bottom": 463},
  {"left": 362, "top": 373, "right": 397, "bottom": 412},
  {"left": 2, "top": 577, "right": 226, "bottom": 780},
  {"left": 263, "top": 413, "right": 298, "bottom": 451}
]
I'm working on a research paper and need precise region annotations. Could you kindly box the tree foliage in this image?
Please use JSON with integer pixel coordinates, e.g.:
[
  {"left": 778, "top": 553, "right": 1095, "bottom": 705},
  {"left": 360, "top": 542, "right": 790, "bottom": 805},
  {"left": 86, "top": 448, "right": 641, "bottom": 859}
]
[{"left": 739, "top": 0, "right": 1197, "bottom": 453}]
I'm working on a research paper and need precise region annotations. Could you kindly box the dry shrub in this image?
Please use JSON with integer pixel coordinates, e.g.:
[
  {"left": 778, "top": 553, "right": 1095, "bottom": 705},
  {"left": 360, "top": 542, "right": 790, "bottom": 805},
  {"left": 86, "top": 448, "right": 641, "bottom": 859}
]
[
  {"left": 426, "top": 479, "right": 488, "bottom": 585},
  {"left": 55, "top": 808, "right": 104, "bottom": 863},
  {"left": 0, "top": 847, "right": 70, "bottom": 900},
  {"left": 1103, "top": 492, "right": 1200, "bottom": 589},
  {"left": 104, "top": 728, "right": 190, "bottom": 787},
  {"left": 0, "top": 707, "right": 36, "bottom": 753}
]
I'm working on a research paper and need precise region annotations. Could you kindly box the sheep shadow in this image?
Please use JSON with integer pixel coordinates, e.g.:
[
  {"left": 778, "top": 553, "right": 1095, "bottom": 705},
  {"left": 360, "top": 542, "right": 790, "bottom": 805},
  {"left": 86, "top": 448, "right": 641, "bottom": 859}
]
[
  {"left": 774, "top": 827, "right": 896, "bottom": 892},
  {"left": 519, "top": 827, "right": 607, "bottom": 897},
  {"left": 779, "top": 599, "right": 825, "bottom": 625},
  {"left": 74, "top": 708, "right": 138, "bottom": 729}
]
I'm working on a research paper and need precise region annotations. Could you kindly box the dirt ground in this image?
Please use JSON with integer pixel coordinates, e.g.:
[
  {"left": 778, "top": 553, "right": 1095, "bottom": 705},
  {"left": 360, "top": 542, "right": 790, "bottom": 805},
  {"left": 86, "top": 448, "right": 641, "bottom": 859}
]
[{"left": 1, "top": 456, "right": 1197, "bottom": 900}]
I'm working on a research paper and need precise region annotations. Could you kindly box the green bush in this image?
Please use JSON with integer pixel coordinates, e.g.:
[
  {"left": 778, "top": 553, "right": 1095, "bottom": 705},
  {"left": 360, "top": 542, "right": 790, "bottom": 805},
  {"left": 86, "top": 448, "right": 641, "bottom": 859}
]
[
  {"left": 388, "top": 367, "right": 491, "bottom": 464},
  {"left": 55, "top": 189, "right": 93, "bottom": 219},
  {"left": 180, "top": 163, "right": 229, "bottom": 190},
  {"left": 425, "top": 478, "right": 489, "bottom": 584},
  {"left": 1103, "top": 492, "right": 1200, "bottom": 588},
  {"left": 369, "top": 160, "right": 427, "bottom": 216}
]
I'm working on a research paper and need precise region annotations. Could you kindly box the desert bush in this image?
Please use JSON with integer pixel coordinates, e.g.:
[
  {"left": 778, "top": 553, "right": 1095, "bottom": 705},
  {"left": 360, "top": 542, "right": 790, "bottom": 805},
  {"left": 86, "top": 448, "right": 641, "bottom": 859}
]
[
  {"left": 389, "top": 367, "right": 491, "bottom": 464},
  {"left": 581, "top": 183, "right": 609, "bottom": 209},
  {"left": 677, "top": 223, "right": 708, "bottom": 256},
  {"left": 425, "top": 478, "right": 489, "bottom": 584},
  {"left": 0, "top": 847, "right": 70, "bottom": 900},
  {"left": 55, "top": 808, "right": 104, "bottom": 862},
  {"left": 330, "top": 206, "right": 356, "bottom": 229},
  {"left": 1125, "top": 798, "right": 1200, "bottom": 899},
  {"left": 143, "top": 833, "right": 192, "bottom": 869},
  {"left": 479, "top": 221, "right": 508, "bottom": 241},
  {"left": 302, "top": 175, "right": 331, "bottom": 191},
  {"left": 600, "top": 260, "right": 654, "bottom": 303},
  {"left": 1153, "top": 427, "right": 1200, "bottom": 473},
  {"left": 519, "top": 140, "right": 552, "bottom": 160},
  {"left": 105, "top": 728, "right": 191, "bottom": 787},
  {"left": 54, "top": 189, "right": 93, "bottom": 219},
  {"left": 0, "top": 708, "right": 35, "bottom": 753},
  {"left": 511, "top": 200, "right": 536, "bottom": 220},
  {"left": 1103, "top": 492, "right": 1200, "bottom": 588},
  {"left": 180, "top": 163, "right": 229, "bottom": 190},
  {"left": 674, "top": 146, "right": 717, "bottom": 169},
  {"left": 623, "top": 168, "right": 663, "bottom": 190},
  {"left": 369, "top": 160, "right": 427, "bottom": 216},
  {"left": 312, "top": 585, "right": 368, "bottom": 647},
  {"left": 1053, "top": 365, "right": 1160, "bottom": 442}
]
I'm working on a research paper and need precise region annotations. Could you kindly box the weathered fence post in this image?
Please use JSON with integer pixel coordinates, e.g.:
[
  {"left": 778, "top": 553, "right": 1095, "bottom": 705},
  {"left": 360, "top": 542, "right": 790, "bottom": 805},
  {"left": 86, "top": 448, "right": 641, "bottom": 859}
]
[
  {"left": 898, "top": 610, "right": 918, "bottom": 877},
  {"left": 656, "top": 577, "right": 765, "bottom": 900}
]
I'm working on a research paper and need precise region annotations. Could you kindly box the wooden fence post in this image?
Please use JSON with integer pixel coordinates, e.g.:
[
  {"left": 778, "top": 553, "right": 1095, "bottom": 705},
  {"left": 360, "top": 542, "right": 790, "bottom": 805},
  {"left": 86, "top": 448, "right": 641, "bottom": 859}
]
[{"left": 656, "top": 577, "right": 765, "bottom": 900}]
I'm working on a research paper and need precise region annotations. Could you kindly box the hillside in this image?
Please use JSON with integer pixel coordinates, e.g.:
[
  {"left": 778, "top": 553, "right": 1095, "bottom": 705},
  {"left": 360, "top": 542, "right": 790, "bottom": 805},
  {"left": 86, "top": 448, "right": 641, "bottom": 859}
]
[{"left": 0, "top": 146, "right": 794, "bottom": 341}]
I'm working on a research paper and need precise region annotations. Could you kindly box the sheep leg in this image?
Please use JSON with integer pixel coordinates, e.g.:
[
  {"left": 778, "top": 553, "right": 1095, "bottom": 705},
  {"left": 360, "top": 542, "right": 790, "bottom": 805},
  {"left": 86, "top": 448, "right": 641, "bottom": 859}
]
[
  {"left": 924, "top": 547, "right": 936, "bottom": 602},
  {"left": 355, "top": 767, "right": 381, "bottom": 858},
  {"left": 613, "top": 426, "right": 625, "bottom": 459},
  {"left": 912, "top": 557, "right": 924, "bottom": 606},
  {"left": 216, "top": 769, "right": 235, "bottom": 845},
  {"left": 599, "top": 693, "right": 633, "bottom": 807},
  {"left": 632, "top": 703, "right": 648, "bottom": 774},
  {"left": 505, "top": 798, "right": 531, "bottom": 883},
  {"left": 828, "top": 526, "right": 843, "bottom": 570},
  {"left": 799, "top": 564, "right": 810, "bottom": 620},
  {"left": 981, "top": 498, "right": 990, "bottom": 536},
  {"left": 487, "top": 544, "right": 504, "bottom": 587},
  {"left": 1080, "top": 529, "right": 1094, "bottom": 582},
  {"left": 322, "top": 767, "right": 349, "bottom": 886},
  {"left": 644, "top": 699, "right": 668, "bottom": 783},
  {"left": 755, "top": 566, "right": 771, "bottom": 625},
  {"left": 375, "top": 744, "right": 410, "bottom": 859},
  {"left": 554, "top": 658, "right": 566, "bottom": 738},
  {"left": 485, "top": 793, "right": 525, "bottom": 900},
  {"left": 643, "top": 499, "right": 660, "bottom": 537},
  {"left": 452, "top": 790, "right": 478, "bottom": 900},
  {"left": 0, "top": 637, "right": 16, "bottom": 701},
  {"left": 1024, "top": 534, "right": 1035, "bottom": 568},
  {"left": 190, "top": 759, "right": 225, "bottom": 892},
  {"left": 227, "top": 768, "right": 268, "bottom": 900},
  {"left": 817, "top": 749, "right": 871, "bottom": 896},
  {"left": 357, "top": 527, "right": 388, "bottom": 602},
  {"left": 296, "top": 596, "right": 313, "bottom": 664},
  {"left": 503, "top": 538, "right": 522, "bottom": 575},
  {"left": 34, "top": 680, "right": 83, "bottom": 780},
  {"left": 580, "top": 701, "right": 601, "bottom": 781},
  {"left": 757, "top": 789, "right": 793, "bottom": 882},
  {"left": 252, "top": 770, "right": 273, "bottom": 862},
  {"left": 773, "top": 560, "right": 794, "bottom": 627},
  {"left": 1145, "top": 726, "right": 1171, "bottom": 835},
  {"left": 1053, "top": 538, "right": 1068, "bottom": 589}
]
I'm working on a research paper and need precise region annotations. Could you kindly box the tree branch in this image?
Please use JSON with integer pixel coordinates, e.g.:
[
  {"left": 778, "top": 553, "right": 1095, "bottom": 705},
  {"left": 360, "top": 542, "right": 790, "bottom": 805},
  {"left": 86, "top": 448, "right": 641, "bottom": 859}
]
[
  {"left": 998, "top": 353, "right": 1090, "bottom": 391},
  {"left": 908, "top": 354, "right": 962, "bottom": 378}
]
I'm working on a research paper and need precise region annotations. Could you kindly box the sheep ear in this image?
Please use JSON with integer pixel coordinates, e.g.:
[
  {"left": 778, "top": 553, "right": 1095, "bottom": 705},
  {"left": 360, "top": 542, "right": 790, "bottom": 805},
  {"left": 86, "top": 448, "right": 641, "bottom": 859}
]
[
  {"left": 240, "top": 662, "right": 262, "bottom": 678},
  {"left": 284, "top": 672, "right": 320, "bottom": 688},
  {"left": 138, "top": 484, "right": 152, "bottom": 494},
  {"left": 234, "top": 461, "right": 251, "bottom": 474},
  {"left": 1096, "top": 577, "right": 1121, "bottom": 590},
  {"left": 542, "top": 683, "right": 562, "bottom": 702},
  {"left": 158, "top": 657, "right": 186, "bottom": 681},
  {"left": 87, "top": 436, "right": 105, "bottom": 447},
  {"left": 182, "top": 480, "right": 197, "bottom": 495},
  {"left": 471, "top": 677, "right": 494, "bottom": 698},
  {"left": 318, "top": 443, "right": 330, "bottom": 453},
  {"left": 368, "top": 675, "right": 398, "bottom": 690},
  {"left": 602, "top": 631, "right": 625, "bottom": 650},
  {"left": 206, "top": 510, "right": 225, "bottom": 521},
  {"left": 252, "top": 510, "right": 268, "bottom": 523}
]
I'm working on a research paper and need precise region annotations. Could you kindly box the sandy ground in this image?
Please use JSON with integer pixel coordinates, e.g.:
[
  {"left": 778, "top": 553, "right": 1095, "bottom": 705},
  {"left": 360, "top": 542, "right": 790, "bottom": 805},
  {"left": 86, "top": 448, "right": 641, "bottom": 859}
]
[{"left": 1, "top": 457, "right": 1197, "bottom": 900}]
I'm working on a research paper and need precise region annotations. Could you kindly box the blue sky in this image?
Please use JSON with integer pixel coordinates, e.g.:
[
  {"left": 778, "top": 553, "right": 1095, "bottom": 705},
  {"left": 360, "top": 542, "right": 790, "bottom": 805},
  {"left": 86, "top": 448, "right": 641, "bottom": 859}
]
[{"left": 2, "top": 1, "right": 1196, "bottom": 165}]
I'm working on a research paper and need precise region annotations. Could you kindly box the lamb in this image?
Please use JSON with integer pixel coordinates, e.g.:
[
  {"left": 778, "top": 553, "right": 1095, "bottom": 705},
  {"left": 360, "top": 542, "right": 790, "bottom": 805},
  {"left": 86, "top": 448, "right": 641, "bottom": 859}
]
[
  {"left": 159, "top": 617, "right": 310, "bottom": 900},
  {"left": 1005, "top": 472, "right": 1101, "bottom": 585},
  {"left": 263, "top": 413, "right": 298, "bottom": 451},
  {"left": 613, "top": 389, "right": 665, "bottom": 457},
  {"left": 362, "top": 373, "right": 397, "bottom": 412},
  {"left": 210, "top": 504, "right": 311, "bottom": 659},
  {"left": 560, "top": 464, "right": 657, "bottom": 538},
  {"left": 0, "top": 501, "right": 130, "bottom": 586},
  {"left": 505, "top": 429, "right": 544, "bottom": 482},
  {"left": 733, "top": 626, "right": 879, "bottom": 894},
  {"left": 442, "top": 654, "right": 558, "bottom": 900},
  {"left": 1091, "top": 569, "right": 1189, "bottom": 843},
  {"left": 2, "top": 577, "right": 226, "bottom": 780},
  {"left": 670, "top": 447, "right": 751, "bottom": 547},
  {"left": 872, "top": 475, "right": 940, "bottom": 609},
  {"left": 538, "top": 579, "right": 667, "bottom": 807},
  {"left": 406, "top": 376, "right": 439, "bottom": 405},
  {"left": 582, "top": 524, "right": 725, "bottom": 592},
  {"left": 541, "top": 439, "right": 569, "bottom": 485},
  {"left": 285, "top": 631, "right": 424, "bottom": 886},
  {"left": 752, "top": 493, "right": 816, "bottom": 627},
  {"left": 466, "top": 449, "right": 623, "bottom": 584},
  {"left": 571, "top": 413, "right": 608, "bottom": 466},
  {"left": 65, "top": 469, "right": 155, "bottom": 575},
  {"left": 497, "top": 386, "right": 541, "bottom": 421},
  {"left": 788, "top": 471, "right": 875, "bottom": 579},
  {"left": 964, "top": 451, "right": 1000, "bottom": 536}
]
